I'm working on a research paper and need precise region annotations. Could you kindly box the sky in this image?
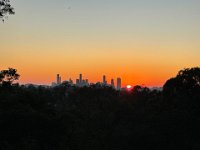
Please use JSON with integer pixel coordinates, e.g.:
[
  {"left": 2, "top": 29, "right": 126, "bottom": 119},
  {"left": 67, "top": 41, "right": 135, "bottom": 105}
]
[{"left": 1, "top": 0, "right": 200, "bottom": 87}]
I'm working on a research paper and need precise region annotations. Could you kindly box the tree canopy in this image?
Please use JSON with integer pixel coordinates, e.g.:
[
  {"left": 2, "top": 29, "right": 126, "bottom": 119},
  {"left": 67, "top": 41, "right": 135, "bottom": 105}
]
[
  {"left": 0, "top": 67, "right": 200, "bottom": 150},
  {"left": 163, "top": 67, "right": 200, "bottom": 96},
  {"left": 0, "top": 0, "right": 14, "bottom": 21},
  {"left": 0, "top": 68, "right": 20, "bottom": 85}
]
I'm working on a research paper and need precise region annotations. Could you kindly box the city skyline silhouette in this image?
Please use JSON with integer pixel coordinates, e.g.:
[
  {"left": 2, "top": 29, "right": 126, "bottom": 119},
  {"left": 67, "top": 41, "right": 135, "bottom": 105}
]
[
  {"left": 52, "top": 73, "right": 122, "bottom": 90},
  {"left": 1, "top": 0, "right": 200, "bottom": 87},
  {"left": 1, "top": 0, "right": 200, "bottom": 149}
]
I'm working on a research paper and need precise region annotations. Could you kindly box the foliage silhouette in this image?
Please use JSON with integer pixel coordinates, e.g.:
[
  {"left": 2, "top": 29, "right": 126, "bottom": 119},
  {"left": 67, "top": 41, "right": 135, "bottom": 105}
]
[
  {"left": 0, "top": 68, "right": 20, "bottom": 86},
  {"left": 163, "top": 67, "right": 200, "bottom": 98},
  {"left": 0, "top": 67, "right": 200, "bottom": 150},
  {"left": 0, "top": 0, "right": 14, "bottom": 21}
]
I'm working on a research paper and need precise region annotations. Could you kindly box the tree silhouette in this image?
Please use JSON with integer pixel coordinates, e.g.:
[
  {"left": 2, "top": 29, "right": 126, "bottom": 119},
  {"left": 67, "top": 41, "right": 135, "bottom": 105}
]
[
  {"left": 0, "top": 71, "right": 4, "bottom": 82},
  {"left": 0, "top": 67, "right": 200, "bottom": 150},
  {"left": 0, "top": 68, "right": 20, "bottom": 85},
  {"left": 0, "top": 0, "right": 14, "bottom": 22},
  {"left": 177, "top": 67, "right": 200, "bottom": 87},
  {"left": 163, "top": 67, "right": 200, "bottom": 96}
]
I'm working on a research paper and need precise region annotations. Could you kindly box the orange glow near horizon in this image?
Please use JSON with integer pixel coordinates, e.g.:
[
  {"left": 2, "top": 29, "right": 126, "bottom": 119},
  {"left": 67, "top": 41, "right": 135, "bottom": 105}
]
[
  {"left": 1, "top": 1, "right": 200, "bottom": 87},
  {"left": 0, "top": 63, "right": 182, "bottom": 87},
  {"left": 0, "top": 47, "right": 197, "bottom": 87},
  {"left": 1, "top": 48, "right": 197, "bottom": 87}
]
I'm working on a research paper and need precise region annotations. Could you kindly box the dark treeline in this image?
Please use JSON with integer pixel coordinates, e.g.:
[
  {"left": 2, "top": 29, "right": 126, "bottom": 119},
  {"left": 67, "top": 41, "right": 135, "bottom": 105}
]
[{"left": 0, "top": 67, "right": 200, "bottom": 150}]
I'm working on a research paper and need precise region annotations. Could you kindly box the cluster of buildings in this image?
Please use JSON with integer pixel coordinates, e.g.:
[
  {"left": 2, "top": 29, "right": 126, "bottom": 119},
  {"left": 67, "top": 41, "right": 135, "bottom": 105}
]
[
  {"left": 102, "top": 75, "right": 121, "bottom": 90},
  {"left": 75, "top": 74, "right": 89, "bottom": 87},
  {"left": 52, "top": 74, "right": 122, "bottom": 90}
]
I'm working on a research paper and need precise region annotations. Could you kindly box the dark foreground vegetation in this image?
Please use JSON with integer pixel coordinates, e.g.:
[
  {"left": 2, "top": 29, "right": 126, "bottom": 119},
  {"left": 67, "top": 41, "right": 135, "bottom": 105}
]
[{"left": 0, "top": 67, "right": 200, "bottom": 150}]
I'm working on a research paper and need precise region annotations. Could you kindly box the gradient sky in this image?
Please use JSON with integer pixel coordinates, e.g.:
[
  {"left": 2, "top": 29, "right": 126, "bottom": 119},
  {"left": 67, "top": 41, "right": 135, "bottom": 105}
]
[{"left": 1, "top": 0, "right": 200, "bottom": 87}]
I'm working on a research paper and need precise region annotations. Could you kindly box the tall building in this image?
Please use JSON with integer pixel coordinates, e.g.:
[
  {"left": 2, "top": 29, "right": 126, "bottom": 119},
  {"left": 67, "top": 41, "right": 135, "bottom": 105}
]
[
  {"left": 79, "top": 74, "right": 82, "bottom": 84},
  {"left": 111, "top": 79, "right": 115, "bottom": 88},
  {"left": 103, "top": 75, "right": 107, "bottom": 85},
  {"left": 117, "top": 78, "right": 121, "bottom": 90},
  {"left": 76, "top": 74, "right": 89, "bottom": 87},
  {"left": 86, "top": 79, "right": 89, "bottom": 84},
  {"left": 69, "top": 78, "right": 73, "bottom": 85},
  {"left": 57, "top": 74, "right": 61, "bottom": 84},
  {"left": 76, "top": 79, "right": 79, "bottom": 85}
]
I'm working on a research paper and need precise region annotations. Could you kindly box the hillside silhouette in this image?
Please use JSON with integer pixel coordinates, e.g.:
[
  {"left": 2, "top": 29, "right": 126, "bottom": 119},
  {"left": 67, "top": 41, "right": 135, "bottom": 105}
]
[{"left": 0, "top": 67, "right": 200, "bottom": 150}]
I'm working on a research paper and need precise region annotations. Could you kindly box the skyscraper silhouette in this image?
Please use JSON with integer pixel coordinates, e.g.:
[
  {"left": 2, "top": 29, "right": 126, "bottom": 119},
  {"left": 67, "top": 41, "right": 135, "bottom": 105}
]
[
  {"left": 79, "top": 74, "right": 82, "bottom": 84},
  {"left": 117, "top": 78, "right": 121, "bottom": 90},
  {"left": 86, "top": 79, "right": 89, "bottom": 84},
  {"left": 103, "top": 75, "right": 107, "bottom": 85},
  {"left": 111, "top": 79, "right": 115, "bottom": 88},
  {"left": 76, "top": 79, "right": 79, "bottom": 85},
  {"left": 57, "top": 74, "right": 61, "bottom": 84}
]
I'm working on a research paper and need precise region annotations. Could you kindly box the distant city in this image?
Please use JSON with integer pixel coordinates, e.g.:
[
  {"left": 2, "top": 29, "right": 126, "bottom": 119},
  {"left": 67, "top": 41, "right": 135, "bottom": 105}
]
[
  {"left": 52, "top": 74, "right": 122, "bottom": 90},
  {"left": 22, "top": 73, "right": 162, "bottom": 91}
]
